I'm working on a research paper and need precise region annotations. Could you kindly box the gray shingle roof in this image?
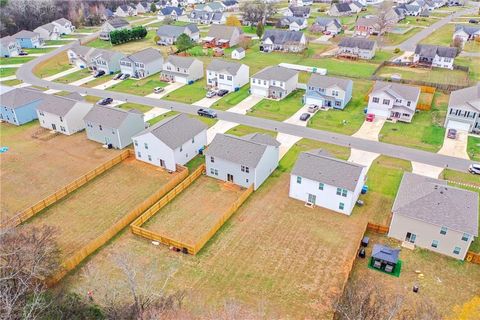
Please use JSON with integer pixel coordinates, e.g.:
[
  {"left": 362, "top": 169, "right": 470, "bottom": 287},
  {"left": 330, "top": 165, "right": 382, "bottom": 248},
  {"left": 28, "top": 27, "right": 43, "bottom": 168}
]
[
  {"left": 372, "top": 81, "right": 421, "bottom": 103},
  {"left": 107, "top": 17, "right": 130, "bottom": 28},
  {"left": 207, "top": 25, "right": 241, "bottom": 41},
  {"left": 307, "top": 74, "right": 353, "bottom": 91},
  {"left": 262, "top": 29, "right": 304, "bottom": 45},
  {"left": 252, "top": 66, "right": 298, "bottom": 82},
  {"left": 333, "top": 3, "right": 352, "bottom": 13},
  {"left": 36, "top": 95, "right": 80, "bottom": 117},
  {"left": 313, "top": 17, "right": 341, "bottom": 29},
  {"left": 160, "top": 6, "right": 184, "bottom": 15},
  {"left": 0, "top": 36, "right": 17, "bottom": 46},
  {"left": 291, "top": 150, "right": 365, "bottom": 191},
  {"left": 206, "top": 133, "right": 278, "bottom": 168},
  {"left": 133, "top": 113, "right": 207, "bottom": 149},
  {"left": 54, "top": 18, "right": 71, "bottom": 26},
  {"left": 64, "top": 92, "right": 84, "bottom": 101},
  {"left": 0, "top": 87, "right": 45, "bottom": 109},
  {"left": 414, "top": 44, "right": 457, "bottom": 58},
  {"left": 339, "top": 37, "right": 376, "bottom": 50},
  {"left": 13, "top": 30, "right": 39, "bottom": 39},
  {"left": 83, "top": 105, "right": 142, "bottom": 129},
  {"left": 36, "top": 23, "right": 57, "bottom": 32},
  {"left": 288, "top": 5, "right": 310, "bottom": 16},
  {"left": 156, "top": 24, "right": 199, "bottom": 37},
  {"left": 124, "top": 48, "right": 163, "bottom": 64},
  {"left": 207, "top": 59, "right": 243, "bottom": 75},
  {"left": 243, "top": 133, "right": 281, "bottom": 147},
  {"left": 449, "top": 83, "right": 480, "bottom": 112},
  {"left": 455, "top": 24, "right": 480, "bottom": 36},
  {"left": 165, "top": 55, "right": 198, "bottom": 68},
  {"left": 279, "top": 16, "right": 306, "bottom": 26},
  {"left": 393, "top": 173, "right": 479, "bottom": 236}
]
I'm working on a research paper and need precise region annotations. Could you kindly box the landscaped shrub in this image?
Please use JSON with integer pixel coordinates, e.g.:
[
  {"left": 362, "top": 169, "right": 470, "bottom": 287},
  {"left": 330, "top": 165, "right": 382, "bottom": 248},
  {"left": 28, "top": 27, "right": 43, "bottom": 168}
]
[
  {"left": 109, "top": 26, "right": 147, "bottom": 45},
  {"left": 393, "top": 48, "right": 400, "bottom": 54}
]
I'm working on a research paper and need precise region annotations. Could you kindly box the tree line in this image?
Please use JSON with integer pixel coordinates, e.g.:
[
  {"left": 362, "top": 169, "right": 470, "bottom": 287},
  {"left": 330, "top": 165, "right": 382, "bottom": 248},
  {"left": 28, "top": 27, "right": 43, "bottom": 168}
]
[{"left": 109, "top": 26, "right": 147, "bottom": 45}]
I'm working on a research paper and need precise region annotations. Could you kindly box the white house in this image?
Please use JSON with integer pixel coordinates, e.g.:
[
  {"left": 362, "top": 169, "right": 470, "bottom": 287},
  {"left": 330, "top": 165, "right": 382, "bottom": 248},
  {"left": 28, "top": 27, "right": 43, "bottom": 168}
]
[
  {"left": 452, "top": 24, "right": 480, "bottom": 43},
  {"left": 115, "top": 4, "right": 137, "bottom": 17},
  {"left": 367, "top": 81, "right": 420, "bottom": 122},
  {"left": 290, "top": 149, "right": 367, "bottom": 215},
  {"left": 51, "top": 18, "right": 75, "bottom": 35},
  {"left": 119, "top": 48, "right": 163, "bottom": 79},
  {"left": 205, "top": 133, "right": 280, "bottom": 190},
  {"left": 206, "top": 59, "right": 249, "bottom": 92},
  {"left": 132, "top": 114, "right": 207, "bottom": 171},
  {"left": 250, "top": 66, "right": 299, "bottom": 100},
  {"left": 0, "top": 36, "right": 20, "bottom": 57},
  {"left": 261, "top": 29, "right": 307, "bottom": 52},
  {"left": 444, "top": 83, "right": 480, "bottom": 134},
  {"left": 33, "top": 23, "right": 60, "bottom": 41},
  {"left": 278, "top": 16, "right": 308, "bottom": 31},
  {"left": 160, "top": 55, "right": 204, "bottom": 84},
  {"left": 413, "top": 44, "right": 457, "bottom": 69},
  {"left": 36, "top": 93, "right": 93, "bottom": 135},
  {"left": 136, "top": 2, "right": 152, "bottom": 14},
  {"left": 99, "top": 17, "right": 131, "bottom": 40},
  {"left": 157, "top": 6, "right": 185, "bottom": 21},
  {"left": 388, "top": 173, "right": 478, "bottom": 260},
  {"left": 231, "top": 47, "right": 245, "bottom": 60}
]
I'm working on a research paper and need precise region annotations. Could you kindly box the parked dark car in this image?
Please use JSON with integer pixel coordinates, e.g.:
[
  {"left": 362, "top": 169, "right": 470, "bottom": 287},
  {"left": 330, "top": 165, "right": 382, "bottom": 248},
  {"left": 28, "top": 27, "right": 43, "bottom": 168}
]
[
  {"left": 97, "top": 97, "right": 113, "bottom": 105},
  {"left": 469, "top": 19, "right": 479, "bottom": 24},
  {"left": 113, "top": 73, "right": 123, "bottom": 80},
  {"left": 94, "top": 70, "right": 105, "bottom": 78},
  {"left": 299, "top": 113, "right": 311, "bottom": 121},
  {"left": 197, "top": 108, "right": 217, "bottom": 118},
  {"left": 469, "top": 164, "right": 480, "bottom": 175},
  {"left": 120, "top": 73, "right": 130, "bottom": 80},
  {"left": 18, "top": 50, "right": 28, "bottom": 56},
  {"left": 217, "top": 89, "right": 229, "bottom": 97},
  {"left": 447, "top": 128, "right": 457, "bottom": 139}
]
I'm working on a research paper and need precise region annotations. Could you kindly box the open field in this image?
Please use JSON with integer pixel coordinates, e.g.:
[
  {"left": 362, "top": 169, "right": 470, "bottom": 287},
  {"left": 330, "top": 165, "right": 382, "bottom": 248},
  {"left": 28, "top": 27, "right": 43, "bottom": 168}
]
[
  {"left": 308, "top": 79, "right": 372, "bottom": 136},
  {"left": 355, "top": 156, "right": 412, "bottom": 226},
  {"left": 376, "top": 65, "right": 471, "bottom": 86},
  {"left": 163, "top": 79, "right": 207, "bottom": 103},
  {"left": 379, "top": 92, "right": 447, "bottom": 153},
  {"left": 0, "top": 68, "right": 17, "bottom": 77},
  {"left": 419, "top": 23, "right": 480, "bottom": 52},
  {"left": 108, "top": 74, "right": 167, "bottom": 96},
  {"left": 24, "top": 158, "right": 174, "bottom": 260},
  {"left": 0, "top": 122, "right": 122, "bottom": 223},
  {"left": 44, "top": 39, "right": 74, "bottom": 46},
  {"left": 142, "top": 176, "right": 246, "bottom": 246},
  {"left": 398, "top": 16, "right": 438, "bottom": 27},
  {"left": 148, "top": 111, "right": 218, "bottom": 128},
  {"left": 211, "top": 85, "right": 251, "bottom": 111},
  {"left": 62, "top": 172, "right": 369, "bottom": 318},
  {"left": 455, "top": 56, "right": 480, "bottom": 81},
  {"left": 33, "top": 52, "right": 71, "bottom": 78},
  {"left": 468, "top": 136, "right": 480, "bottom": 161},
  {"left": 346, "top": 232, "right": 480, "bottom": 318},
  {"left": 249, "top": 90, "right": 304, "bottom": 122},
  {"left": 376, "top": 27, "right": 422, "bottom": 47}
]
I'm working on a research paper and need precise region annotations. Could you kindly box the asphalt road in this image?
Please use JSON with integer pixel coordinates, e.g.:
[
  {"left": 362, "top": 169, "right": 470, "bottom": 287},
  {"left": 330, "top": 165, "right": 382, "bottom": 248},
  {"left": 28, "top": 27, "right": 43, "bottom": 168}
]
[{"left": 16, "top": 40, "right": 478, "bottom": 173}]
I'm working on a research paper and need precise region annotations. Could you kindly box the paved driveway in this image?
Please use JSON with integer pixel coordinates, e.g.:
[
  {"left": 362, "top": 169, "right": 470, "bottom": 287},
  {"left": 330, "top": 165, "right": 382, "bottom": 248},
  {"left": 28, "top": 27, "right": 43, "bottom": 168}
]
[
  {"left": 438, "top": 130, "right": 469, "bottom": 160},
  {"left": 348, "top": 149, "right": 379, "bottom": 171},
  {"left": 284, "top": 106, "right": 310, "bottom": 127},
  {"left": 352, "top": 117, "right": 386, "bottom": 142},
  {"left": 145, "top": 82, "right": 185, "bottom": 100},
  {"left": 144, "top": 107, "right": 170, "bottom": 121},
  {"left": 194, "top": 95, "right": 222, "bottom": 108},
  {"left": 411, "top": 162, "right": 443, "bottom": 179},
  {"left": 227, "top": 95, "right": 263, "bottom": 114},
  {"left": 70, "top": 75, "right": 95, "bottom": 86},
  {"left": 93, "top": 78, "right": 122, "bottom": 90},
  {"left": 207, "top": 120, "right": 237, "bottom": 144},
  {"left": 277, "top": 133, "right": 302, "bottom": 159}
]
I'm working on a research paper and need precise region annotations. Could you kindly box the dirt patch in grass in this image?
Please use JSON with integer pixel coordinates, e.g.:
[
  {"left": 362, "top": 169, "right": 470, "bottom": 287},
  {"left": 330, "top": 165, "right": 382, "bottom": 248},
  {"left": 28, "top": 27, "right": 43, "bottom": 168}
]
[
  {"left": 142, "top": 176, "right": 246, "bottom": 246},
  {"left": 0, "top": 122, "right": 123, "bottom": 223}
]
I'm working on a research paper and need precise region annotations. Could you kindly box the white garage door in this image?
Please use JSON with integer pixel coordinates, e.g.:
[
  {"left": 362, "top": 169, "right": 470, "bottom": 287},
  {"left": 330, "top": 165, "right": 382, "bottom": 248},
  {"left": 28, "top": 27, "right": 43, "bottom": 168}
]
[
  {"left": 446, "top": 120, "right": 470, "bottom": 132},
  {"left": 367, "top": 106, "right": 389, "bottom": 118},
  {"left": 251, "top": 87, "right": 267, "bottom": 97}
]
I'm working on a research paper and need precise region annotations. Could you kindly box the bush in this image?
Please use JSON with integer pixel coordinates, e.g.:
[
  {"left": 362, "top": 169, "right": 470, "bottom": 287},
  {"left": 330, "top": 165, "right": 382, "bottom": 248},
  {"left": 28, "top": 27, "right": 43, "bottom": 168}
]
[
  {"left": 393, "top": 48, "right": 400, "bottom": 54},
  {"left": 109, "top": 26, "right": 148, "bottom": 45}
]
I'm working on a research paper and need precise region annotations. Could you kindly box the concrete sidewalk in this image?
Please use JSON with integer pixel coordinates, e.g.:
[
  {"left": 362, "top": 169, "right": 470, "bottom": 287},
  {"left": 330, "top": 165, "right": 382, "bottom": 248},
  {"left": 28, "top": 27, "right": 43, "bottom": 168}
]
[
  {"left": 0, "top": 75, "right": 16, "bottom": 81},
  {"left": 0, "top": 64, "right": 23, "bottom": 68},
  {"left": 194, "top": 95, "right": 222, "bottom": 108},
  {"left": 144, "top": 107, "right": 170, "bottom": 121}
]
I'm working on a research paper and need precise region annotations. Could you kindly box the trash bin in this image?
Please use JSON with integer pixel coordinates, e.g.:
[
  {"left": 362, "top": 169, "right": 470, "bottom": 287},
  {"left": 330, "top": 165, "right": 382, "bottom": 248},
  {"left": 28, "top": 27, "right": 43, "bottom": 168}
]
[
  {"left": 358, "top": 248, "right": 366, "bottom": 258},
  {"left": 361, "top": 236, "right": 369, "bottom": 247}
]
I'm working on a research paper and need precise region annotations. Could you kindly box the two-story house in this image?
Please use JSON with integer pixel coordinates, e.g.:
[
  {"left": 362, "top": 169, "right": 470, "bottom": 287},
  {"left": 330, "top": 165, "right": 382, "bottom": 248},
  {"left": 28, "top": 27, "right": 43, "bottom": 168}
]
[
  {"left": 388, "top": 173, "right": 478, "bottom": 260},
  {"left": 289, "top": 0, "right": 313, "bottom": 6},
  {"left": 205, "top": 133, "right": 280, "bottom": 190},
  {"left": 115, "top": 4, "right": 137, "bottom": 17},
  {"left": 311, "top": 17, "right": 342, "bottom": 35},
  {"left": 132, "top": 114, "right": 207, "bottom": 171},
  {"left": 304, "top": 74, "right": 353, "bottom": 110},
  {"left": 83, "top": 105, "right": 145, "bottom": 149},
  {"left": 452, "top": 24, "right": 480, "bottom": 43},
  {"left": 160, "top": 55, "right": 204, "bottom": 84},
  {"left": 354, "top": 16, "right": 381, "bottom": 36},
  {"left": 0, "top": 87, "right": 46, "bottom": 125},
  {"left": 278, "top": 16, "right": 308, "bottom": 31},
  {"left": 119, "top": 48, "right": 163, "bottom": 79},
  {"left": 99, "top": 17, "right": 131, "bottom": 40},
  {"left": 12, "top": 30, "right": 42, "bottom": 48},
  {"left": 34, "top": 23, "right": 61, "bottom": 41},
  {"left": 92, "top": 50, "right": 126, "bottom": 74},
  {"left": 36, "top": 94, "right": 93, "bottom": 135},
  {"left": 0, "top": 36, "right": 20, "bottom": 57},
  {"left": 136, "top": 2, "right": 152, "bottom": 14},
  {"left": 337, "top": 37, "right": 377, "bottom": 60},
  {"left": 157, "top": 6, "right": 185, "bottom": 21},
  {"left": 51, "top": 18, "right": 75, "bottom": 35},
  {"left": 328, "top": 3, "right": 353, "bottom": 16},
  {"left": 290, "top": 149, "right": 367, "bottom": 215},
  {"left": 195, "top": 1, "right": 226, "bottom": 12},
  {"left": 444, "top": 83, "right": 480, "bottom": 133},
  {"left": 189, "top": 10, "right": 226, "bottom": 24},
  {"left": 206, "top": 59, "right": 249, "bottom": 92},
  {"left": 156, "top": 24, "right": 200, "bottom": 45},
  {"left": 261, "top": 29, "right": 307, "bottom": 53},
  {"left": 250, "top": 66, "right": 299, "bottom": 100},
  {"left": 367, "top": 81, "right": 421, "bottom": 122},
  {"left": 413, "top": 44, "right": 457, "bottom": 69}
]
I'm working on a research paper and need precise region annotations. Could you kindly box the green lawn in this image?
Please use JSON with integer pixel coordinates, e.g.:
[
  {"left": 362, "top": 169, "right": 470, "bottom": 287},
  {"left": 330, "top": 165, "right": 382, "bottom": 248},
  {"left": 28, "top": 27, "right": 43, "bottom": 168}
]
[
  {"left": 468, "top": 136, "right": 480, "bottom": 161},
  {"left": 54, "top": 68, "right": 92, "bottom": 84},
  {"left": 118, "top": 102, "right": 152, "bottom": 113},
  {"left": 249, "top": 90, "right": 304, "bottom": 122},
  {"left": 81, "top": 74, "right": 116, "bottom": 88},
  {"left": 44, "top": 39, "right": 73, "bottom": 46},
  {"left": 398, "top": 16, "right": 437, "bottom": 27},
  {"left": 0, "top": 56, "right": 34, "bottom": 65},
  {"left": 419, "top": 24, "right": 457, "bottom": 47},
  {"left": 378, "top": 27, "right": 422, "bottom": 46},
  {"left": 185, "top": 154, "right": 205, "bottom": 171},
  {"left": 308, "top": 79, "right": 372, "bottom": 135},
  {"left": 86, "top": 30, "right": 159, "bottom": 54},
  {"left": 0, "top": 68, "right": 17, "bottom": 78},
  {"left": 108, "top": 74, "right": 167, "bottom": 96},
  {"left": 455, "top": 56, "right": 480, "bottom": 81},
  {"left": 148, "top": 111, "right": 217, "bottom": 128},
  {"left": 163, "top": 79, "right": 207, "bottom": 103},
  {"left": 376, "top": 65, "right": 471, "bottom": 86},
  {"left": 74, "top": 27, "right": 100, "bottom": 33},
  {"left": 211, "top": 85, "right": 251, "bottom": 111},
  {"left": 226, "top": 125, "right": 276, "bottom": 137},
  {"left": 0, "top": 79, "right": 22, "bottom": 86},
  {"left": 33, "top": 52, "right": 71, "bottom": 78},
  {"left": 379, "top": 92, "right": 448, "bottom": 152},
  {"left": 24, "top": 47, "right": 55, "bottom": 54}
]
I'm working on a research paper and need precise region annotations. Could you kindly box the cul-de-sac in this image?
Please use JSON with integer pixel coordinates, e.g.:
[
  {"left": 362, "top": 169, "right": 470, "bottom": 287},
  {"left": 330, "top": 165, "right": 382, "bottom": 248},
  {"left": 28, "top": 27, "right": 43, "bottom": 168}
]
[{"left": 1, "top": 0, "right": 479, "bottom": 318}]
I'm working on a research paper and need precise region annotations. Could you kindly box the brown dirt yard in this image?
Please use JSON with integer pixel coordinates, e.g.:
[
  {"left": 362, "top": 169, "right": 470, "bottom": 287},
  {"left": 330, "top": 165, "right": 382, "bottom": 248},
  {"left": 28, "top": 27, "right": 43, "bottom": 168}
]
[
  {"left": 61, "top": 172, "right": 370, "bottom": 318},
  {"left": 346, "top": 233, "right": 480, "bottom": 318},
  {"left": 141, "top": 175, "right": 245, "bottom": 246},
  {"left": 23, "top": 157, "right": 176, "bottom": 261},
  {"left": 0, "top": 121, "right": 122, "bottom": 223}
]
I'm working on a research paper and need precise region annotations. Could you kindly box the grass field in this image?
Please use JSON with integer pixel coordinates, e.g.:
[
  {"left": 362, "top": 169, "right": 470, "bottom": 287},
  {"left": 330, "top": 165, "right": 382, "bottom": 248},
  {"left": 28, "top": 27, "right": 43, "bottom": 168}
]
[
  {"left": 308, "top": 79, "right": 373, "bottom": 135},
  {"left": 376, "top": 65, "right": 470, "bottom": 86},
  {"left": 455, "top": 56, "right": 480, "bottom": 81},
  {"left": 0, "top": 68, "right": 17, "bottom": 78},
  {"left": 226, "top": 125, "right": 276, "bottom": 138},
  {"left": 24, "top": 158, "right": 174, "bottom": 261},
  {"left": 355, "top": 156, "right": 412, "bottom": 226},
  {"left": 346, "top": 232, "right": 480, "bottom": 318},
  {"left": 0, "top": 56, "right": 34, "bottom": 65},
  {"left": 117, "top": 102, "right": 153, "bottom": 113},
  {"left": 0, "top": 122, "right": 122, "bottom": 223},
  {"left": 379, "top": 92, "right": 448, "bottom": 152},
  {"left": 24, "top": 47, "right": 56, "bottom": 54},
  {"left": 33, "top": 52, "right": 71, "bottom": 78},
  {"left": 163, "top": 79, "right": 207, "bottom": 103},
  {"left": 81, "top": 74, "right": 116, "bottom": 88},
  {"left": 142, "top": 176, "right": 246, "bottom": 246},
  {"left": 467, "top": 136, "right": 480, "bottom": 161},
  {"left": 0, "top": 79, "right": 22, "bottom": 86},
  {"left": 211, "top": 85, "right": 251, "bottom": 111},
  {"left": 108, "top": 73, "right": 167, "bottom": 96},
  {"left": 44, "top": 39, "right": 73, "bottom": 46},
  {"left": 62, "top": 170, "right": 370, "bottom": 318},
  {"left": 377, "top": 27, "right": 422, "bottom": 46},
  {"left": 249, "top": 90, "right": 304, "bottom": 122},
  {"left": 54, "top": 68, "right": 92, "bottom": 84}
]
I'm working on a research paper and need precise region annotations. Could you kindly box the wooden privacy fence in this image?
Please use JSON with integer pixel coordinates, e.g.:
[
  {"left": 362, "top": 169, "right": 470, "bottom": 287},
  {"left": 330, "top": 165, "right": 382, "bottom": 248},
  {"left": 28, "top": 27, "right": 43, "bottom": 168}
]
[
  {"left": 1, "top": 150, "right": 131, "bottom": 229},
  {"left": 420, "top": 85, "right": 436, "bottom": 94},
  {"left": 46, "top": 165, "right": 189, "bottom": 286},
  {"left": 366, "top": 222, "right": 390, "bottom": 235},
  {"left": 466, "top": 251, "right": 480, "bottom": 265}
]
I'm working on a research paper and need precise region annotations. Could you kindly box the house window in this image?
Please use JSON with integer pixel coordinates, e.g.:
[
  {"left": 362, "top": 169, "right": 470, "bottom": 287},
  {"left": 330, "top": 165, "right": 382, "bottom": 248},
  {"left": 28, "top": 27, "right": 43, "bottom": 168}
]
[
  {"left": 440, "top": 226, "right": 447, "bottom": 235},
  {"left": 137, "top": 151, "right": 142, "bottom": 158},
  {"left": 214, "top": 169, "right": 218, "bottom": 176},
  {"left": 453, "top": 247, "right": 461, "bottom": 255},
  {"left": 332, "top": 90, "right": 338, "bottom": 97},
  {"left": 210, "top": 168, "right": 215, "bottom": 175},
  {"left": 192, "top": 137, "right": 195, "bottom": 143},
  {"left": 210, "top": 156, "right": 214, "bottom": 163},
  {"left": 341, "top": 189, "right": 347, "bottom": 197},
  {"left": 180, "top": 146, "right": 183, "bottom": 152},
  {"left": 134, "top": 140, "right": 138, "bottom": 146},
  {"left": 60, "top": 126, "right": 65, "bottom": 132},
  {"left": 382, "top": 99, "right": 390, "bottom": 105},
  {"left": 407, "top": 101, "right": 411, "bottom": 107},
  {"left": 335, "top": 101, "right": 341, "bottom": 107},
  {"left": 144, "top": 142, "right": 148, "bottom": 149},
  {"left": 219, "top": 74, "right": 224, "bottom": 79},
  {"left": 148, "top": 155, "right": 152, "bottom": 161},
  {"left": 297, "top": 176, "right": 302, "bottom": 184},
  {"left": 336, "top": 187, "right": 342, "bottom": 196},
  {"left": 372, "top": 97, "right": 379, "bottom": 103},
  {"left": 99, "top": 125, "right": 103, "bottom": 131},
  {"left": 241, "top": 165, "right": 245, "bottom": 172},
  {"left": 462, "top": 233, "right": 470, "bottom": 241},
  {"left": 227, "top": 76, "right": 232, "bottom": 81},
  {"left": 339, "top": 202, "right": 345, "bottom": 210},
  {"left": 431, "top": 240, "right": 439, "bottom": 248},
  {"left": 319, "top": 183, "right": 324, "bottom": 190}
]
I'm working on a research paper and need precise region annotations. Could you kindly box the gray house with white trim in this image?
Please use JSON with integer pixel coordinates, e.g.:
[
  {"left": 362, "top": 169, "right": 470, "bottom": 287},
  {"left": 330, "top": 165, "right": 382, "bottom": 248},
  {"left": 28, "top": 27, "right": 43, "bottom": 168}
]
[
  {"left": 337, "top": 37, "right": 377, "bottom": 60},
  {"left": 250, "top": 66, "right": 299, "bottom": 100},
  {"left": 160, "top": 55, "right": 204, "bottom": 84},
  {"left": 156, "top": 24, "right": 200, "bottom": 45},
  {"left": 444, "top": 83, "right": 480, "bottom": 133},
  {"left": 261, "top": 29, "right": 307, "bottom": 53},
  {"left": 119, "top": 48, "right": 164, "bottom": 79},
  {"left": 205, "top": 133, "right": 280, "bottom": 190},
  {"left": 304, "top": 74, "right": 353, "bottom": 110}
]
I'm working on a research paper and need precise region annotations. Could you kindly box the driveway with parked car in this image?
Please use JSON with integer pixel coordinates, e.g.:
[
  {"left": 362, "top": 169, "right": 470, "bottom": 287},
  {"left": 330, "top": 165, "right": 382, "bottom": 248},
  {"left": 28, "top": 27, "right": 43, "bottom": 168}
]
[{"left": 438, "top": 129, "right": 469, "bottom": 160}]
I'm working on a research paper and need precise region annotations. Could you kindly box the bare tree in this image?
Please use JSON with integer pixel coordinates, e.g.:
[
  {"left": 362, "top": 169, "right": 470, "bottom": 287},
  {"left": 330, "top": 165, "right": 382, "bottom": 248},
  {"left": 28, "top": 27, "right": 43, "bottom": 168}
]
[
  {"left": 240, "top": 1, "right": 277, "bottom": 26},
  {"left": 0, "top": 226, "right": 60, "bottom": 320},
  {"left": 376, "top": 1, "right": 395, "bottom": 38}
]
